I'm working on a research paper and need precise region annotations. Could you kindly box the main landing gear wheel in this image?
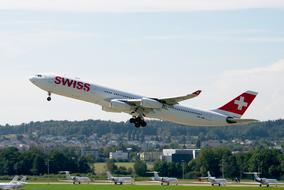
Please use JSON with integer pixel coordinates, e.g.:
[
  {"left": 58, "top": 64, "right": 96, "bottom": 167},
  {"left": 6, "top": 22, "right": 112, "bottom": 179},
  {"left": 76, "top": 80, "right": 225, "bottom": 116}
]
[
  {"left": 140, "top": 120, "right": 147, "bottom": 127},
  {"left": 135, "top": 122, "right": 140, "bottom": 128},
  {"left": 129, "top": 118, "right": 135, "bottom": 123},
  {"left": 130, "top": 117, "right": 147, "bottom": 128}
]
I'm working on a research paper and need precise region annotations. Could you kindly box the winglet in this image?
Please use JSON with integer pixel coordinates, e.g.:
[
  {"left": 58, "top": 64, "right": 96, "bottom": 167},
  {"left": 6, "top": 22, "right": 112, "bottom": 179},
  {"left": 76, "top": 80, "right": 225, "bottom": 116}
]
[{"left": 193, "top": 90, "right": 202, "bottom": 96}]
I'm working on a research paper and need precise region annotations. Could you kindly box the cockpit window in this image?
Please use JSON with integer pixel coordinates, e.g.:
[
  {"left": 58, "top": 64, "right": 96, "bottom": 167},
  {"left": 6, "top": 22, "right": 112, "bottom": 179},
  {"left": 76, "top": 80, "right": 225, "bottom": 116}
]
[{"left": 36, "top": 74, "right": 42, "bottom": 77}]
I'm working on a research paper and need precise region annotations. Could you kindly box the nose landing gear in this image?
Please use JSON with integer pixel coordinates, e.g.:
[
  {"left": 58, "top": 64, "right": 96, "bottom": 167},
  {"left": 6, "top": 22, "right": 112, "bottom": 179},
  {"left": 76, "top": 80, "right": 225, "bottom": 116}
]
[
  {"left": 129, "top": 117, "right": 147, "bottom": 128},
  {"left": 47, "top": 92, "right": 51, "bottom": 101}
]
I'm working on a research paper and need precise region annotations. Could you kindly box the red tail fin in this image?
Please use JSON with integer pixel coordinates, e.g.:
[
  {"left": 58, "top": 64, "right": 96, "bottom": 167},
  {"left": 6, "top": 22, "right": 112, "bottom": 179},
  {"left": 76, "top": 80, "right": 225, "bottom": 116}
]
[{"left": 215, "top": 91, "right": 258, "bottom": 118}]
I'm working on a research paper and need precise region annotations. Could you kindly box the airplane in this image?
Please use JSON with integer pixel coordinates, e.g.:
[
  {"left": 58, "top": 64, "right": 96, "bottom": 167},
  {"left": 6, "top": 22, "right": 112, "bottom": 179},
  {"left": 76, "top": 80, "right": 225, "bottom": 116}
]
[
  {"left": 0, "top": 176, "right": 27, "bottom": 190},
  {"left": 106, "top": 171, "right": 133, "bottom": 185},
  {"left": 29, "top": 74, "right": 258, "bottom": 127},
  {"left": 244, "top": 172, "right": 282, "bottom": 187},
  {"left": 149, "top": 171, "right": 178, "bottom": 185},
  {"left": 60, "top": 171, "right": 91, "bottom": 184},
  {"left": 200, "top": 171, "right": 227, "bottom": 186}
]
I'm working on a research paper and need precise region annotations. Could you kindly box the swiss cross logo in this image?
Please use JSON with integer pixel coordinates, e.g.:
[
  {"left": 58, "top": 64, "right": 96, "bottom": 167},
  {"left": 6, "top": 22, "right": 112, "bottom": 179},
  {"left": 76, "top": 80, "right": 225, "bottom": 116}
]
[{"left": 234, "top": 96, "right": 248, "bottom": 110}]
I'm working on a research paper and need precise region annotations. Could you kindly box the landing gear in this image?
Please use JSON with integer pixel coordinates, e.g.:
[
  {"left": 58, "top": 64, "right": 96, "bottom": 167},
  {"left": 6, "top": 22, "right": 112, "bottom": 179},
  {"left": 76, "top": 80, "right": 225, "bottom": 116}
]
[
  {"left": 135, "top": 122, "right": 141, "bottom": 128},
  {"left": 129, "top": 118, "right": 135, "bottom": 123},
  {"left": 130, "top": 117, "right": 147, "bottom": 128},
  {"left": 47, "top": 92, "right": 51, "bottom": 101}
]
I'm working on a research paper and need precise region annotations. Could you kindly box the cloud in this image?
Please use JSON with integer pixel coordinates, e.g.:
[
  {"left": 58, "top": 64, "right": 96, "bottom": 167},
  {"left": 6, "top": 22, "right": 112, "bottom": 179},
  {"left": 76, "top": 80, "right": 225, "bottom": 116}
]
[
  {"left": 208, "top": 60, "right": 284, "bottom": 121},
  {"left": 0, "top": 30, "right": 95, "bottom": 59},
  {"left": 144, "top": 33, "right": 284, "bottom": 44},
  {"left": 1, "top": 0, "right": 284, "bottom": 12}
]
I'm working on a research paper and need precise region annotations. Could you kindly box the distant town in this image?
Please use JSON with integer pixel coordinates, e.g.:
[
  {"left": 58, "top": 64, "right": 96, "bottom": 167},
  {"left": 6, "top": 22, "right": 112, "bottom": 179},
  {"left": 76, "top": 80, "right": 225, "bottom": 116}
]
[
  {"left": 0, "top": 119, "right": 283, "bottom": 164},
  {"left": 0, "top": 119, "right": 283, "bottom": 183}
]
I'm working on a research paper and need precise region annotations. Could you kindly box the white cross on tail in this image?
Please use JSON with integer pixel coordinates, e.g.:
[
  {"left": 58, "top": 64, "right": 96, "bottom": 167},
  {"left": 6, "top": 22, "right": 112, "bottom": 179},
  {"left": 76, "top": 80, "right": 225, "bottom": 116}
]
[{"left": 234, "top": 96, "right": 248, "bottom": 110}]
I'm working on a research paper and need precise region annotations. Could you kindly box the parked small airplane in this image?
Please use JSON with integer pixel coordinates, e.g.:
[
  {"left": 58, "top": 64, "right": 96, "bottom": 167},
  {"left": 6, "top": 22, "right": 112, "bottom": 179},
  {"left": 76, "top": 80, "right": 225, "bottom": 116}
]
[
  {"left": 106, "top": 171, "right": 133, "bottom": 185},
  {"left": 200, "top": 171, "right": 227, "bottom": 186},
  {"left": 60, "top": 171, "right": 91, "bottom": 184},
  {"left": 0, "top": 176, "right": 27, "bottom": 190},
  {"left": 149, "top": 171, "right": 178, "bottom": 185},
  {"left": 244, "top": 172, "right": 281, "bottom": 187},
  {"left": 30, "top": 74, "right": 258, "bottom": 127}
]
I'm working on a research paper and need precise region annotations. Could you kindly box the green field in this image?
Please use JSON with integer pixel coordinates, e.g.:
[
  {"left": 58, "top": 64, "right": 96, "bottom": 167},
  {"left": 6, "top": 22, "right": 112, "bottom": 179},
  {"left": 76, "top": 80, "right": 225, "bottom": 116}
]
[{"left": 25, "top": 184, "right": 284, "bottom": 190}]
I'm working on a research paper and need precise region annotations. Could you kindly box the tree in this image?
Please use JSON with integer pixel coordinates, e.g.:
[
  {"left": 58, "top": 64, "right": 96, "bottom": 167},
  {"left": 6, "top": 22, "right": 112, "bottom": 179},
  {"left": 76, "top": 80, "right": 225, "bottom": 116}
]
[
  {"left": 106, "top": 159, "right": 117, "bottom": 172},
  {"left": 0, "top": 147, "right": 20, "bottom": 175},
  {"left": 78, "top": 157, "right": 91, "bottom": 173},
  {"left": 134, "top": 160, "right": 147, "bottom": 176},
  {"left": 31, "top": 154, "right": 46, "bottom": 175}
]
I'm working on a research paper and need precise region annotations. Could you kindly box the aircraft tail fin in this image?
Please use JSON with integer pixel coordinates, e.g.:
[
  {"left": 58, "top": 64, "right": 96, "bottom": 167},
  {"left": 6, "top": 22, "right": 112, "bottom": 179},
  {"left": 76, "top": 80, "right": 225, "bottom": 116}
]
[
  {"left": 213, "top": 91, "right": 258, "bottom": 118},
  {"left": 153, "top": 171, "right": 160, "bottom": 179},
  {"left": 20, "top": 176, "right": 27, "bottom": 183},
  {"left": 10, "top": 176, "right": 19, "bottom": 183},
  {"left": 207, "top": 171, "right": 211, "bottom": 177},
  {"left": 244, "top": 172, "right": 261, "bottom": 179},
  {"left": 106, "top": 171, "right": 113, "bottom": 179},
  {"left": 59, "top": 171, "right": 71, "bottom": 179}
]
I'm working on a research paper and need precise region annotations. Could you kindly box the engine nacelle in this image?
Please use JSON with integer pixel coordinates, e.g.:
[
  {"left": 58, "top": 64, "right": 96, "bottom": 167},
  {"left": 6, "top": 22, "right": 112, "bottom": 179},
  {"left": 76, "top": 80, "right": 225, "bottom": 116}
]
[
  {"left": 226, "top": 117, "right": 237, "bottom": 124},
  {"left": 140, "top": 98, "right": 163, "bottom": 109},
  {"left": 109, "top": 100, "right": 131, "bottom": 111},
  {"left": 102, "top": 106, "right": 121, "bottom": 113}
]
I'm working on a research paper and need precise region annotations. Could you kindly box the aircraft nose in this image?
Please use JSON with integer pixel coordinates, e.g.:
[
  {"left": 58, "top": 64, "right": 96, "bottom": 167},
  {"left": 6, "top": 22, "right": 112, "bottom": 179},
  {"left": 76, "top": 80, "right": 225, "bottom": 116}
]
[{"left": 29, "top": 76, "right": 36, "bottom": 84}]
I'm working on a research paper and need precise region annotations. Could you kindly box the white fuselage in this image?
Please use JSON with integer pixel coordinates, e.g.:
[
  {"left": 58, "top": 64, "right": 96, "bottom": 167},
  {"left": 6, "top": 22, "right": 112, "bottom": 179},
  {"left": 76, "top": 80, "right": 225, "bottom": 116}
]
[
  {"left": 153, "top": 175, "right": 178, "bottom": 185},
  {"left": 30, "top": 74, "right": 229, "bottom": 126},
  {"left": 254, "top": 174, "right": 279, "bottom": 186},
  {"left": 110, "top": 177, "right": 133, "bottom": 184},
  {"left": 0, "top": 182, "right": 24, "bottom": 190},
  {"left": 208, "top": 177, "right": 226, "bottom": 186}
]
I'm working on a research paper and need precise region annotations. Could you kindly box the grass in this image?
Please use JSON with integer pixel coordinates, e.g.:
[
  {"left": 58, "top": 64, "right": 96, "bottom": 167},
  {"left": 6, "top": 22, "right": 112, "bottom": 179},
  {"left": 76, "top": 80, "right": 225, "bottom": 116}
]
[{"left": 25, "top": 184, "right": 284, "bottom": 190}]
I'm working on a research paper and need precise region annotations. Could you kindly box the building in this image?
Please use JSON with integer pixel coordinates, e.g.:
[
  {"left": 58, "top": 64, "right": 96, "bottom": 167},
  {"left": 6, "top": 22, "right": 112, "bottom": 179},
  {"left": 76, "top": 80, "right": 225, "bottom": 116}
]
[
  {"left": 139, "top": 152, "right": 161, "bottom": 162},
  {"left": 82, "top": 148, "right": 100, "bottom": 159},
  {"left": 162, "top": 149, "right": 200, "bottom": 163},
  {"left": 109, "top": 151, "right": 128, "bottom": 161}
]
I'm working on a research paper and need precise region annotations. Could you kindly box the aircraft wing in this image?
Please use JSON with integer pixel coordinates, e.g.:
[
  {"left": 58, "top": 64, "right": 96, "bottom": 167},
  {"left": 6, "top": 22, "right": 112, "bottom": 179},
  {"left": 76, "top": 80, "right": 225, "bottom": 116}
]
[
  {"left": 266, "top": 179, "right": 279, "bottom": 184},
  {"left": 123, "top": 90, "right": 201, "bottom": 107},
  {"left": 117, "top": 177, "right": 133, "bottom": 183},
  {"left": 216, "top": 179, "right": 227, "bottom": 183},
  {"left": 157, "top": 90, "right": 201, "bottom": 105},
  {"left": 167, "top": 177, "right": 178, "bottom": 182}
]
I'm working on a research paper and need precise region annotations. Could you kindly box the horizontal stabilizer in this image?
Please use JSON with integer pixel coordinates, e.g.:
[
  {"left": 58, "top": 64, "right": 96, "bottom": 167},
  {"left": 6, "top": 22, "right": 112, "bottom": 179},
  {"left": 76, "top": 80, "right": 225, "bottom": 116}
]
[{"left": 226, "top": 118, "right": 259, "bottom": 125}]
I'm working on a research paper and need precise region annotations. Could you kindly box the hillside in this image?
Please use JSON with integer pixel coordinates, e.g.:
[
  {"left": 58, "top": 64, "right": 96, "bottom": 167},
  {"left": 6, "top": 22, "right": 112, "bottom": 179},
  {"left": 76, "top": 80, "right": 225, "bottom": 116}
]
[{"left": 1, "top": 119, "right": 283, "bottom": 140}]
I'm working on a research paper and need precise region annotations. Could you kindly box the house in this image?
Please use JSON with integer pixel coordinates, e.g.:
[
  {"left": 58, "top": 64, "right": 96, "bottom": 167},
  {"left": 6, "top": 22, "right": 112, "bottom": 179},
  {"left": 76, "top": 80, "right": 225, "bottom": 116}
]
[
  {"left": 109, "top": 151, "right": 128, "bottom": 161},
  {"left": 162, "top": 149, "right": 200, "bottom": 163}
]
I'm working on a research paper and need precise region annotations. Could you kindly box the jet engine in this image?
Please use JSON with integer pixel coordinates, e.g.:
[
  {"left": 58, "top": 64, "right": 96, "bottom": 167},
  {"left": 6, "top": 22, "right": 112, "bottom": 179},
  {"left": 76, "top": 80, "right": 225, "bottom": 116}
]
[
  {"left": 140, "top": 98, "right": 163, "bottom": 109},
  {"left": 226, "top": 117, "right": 237, "bottom": 124},
  {"left": 110, "top": 100, "right": 131, "bottom": 111}
]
